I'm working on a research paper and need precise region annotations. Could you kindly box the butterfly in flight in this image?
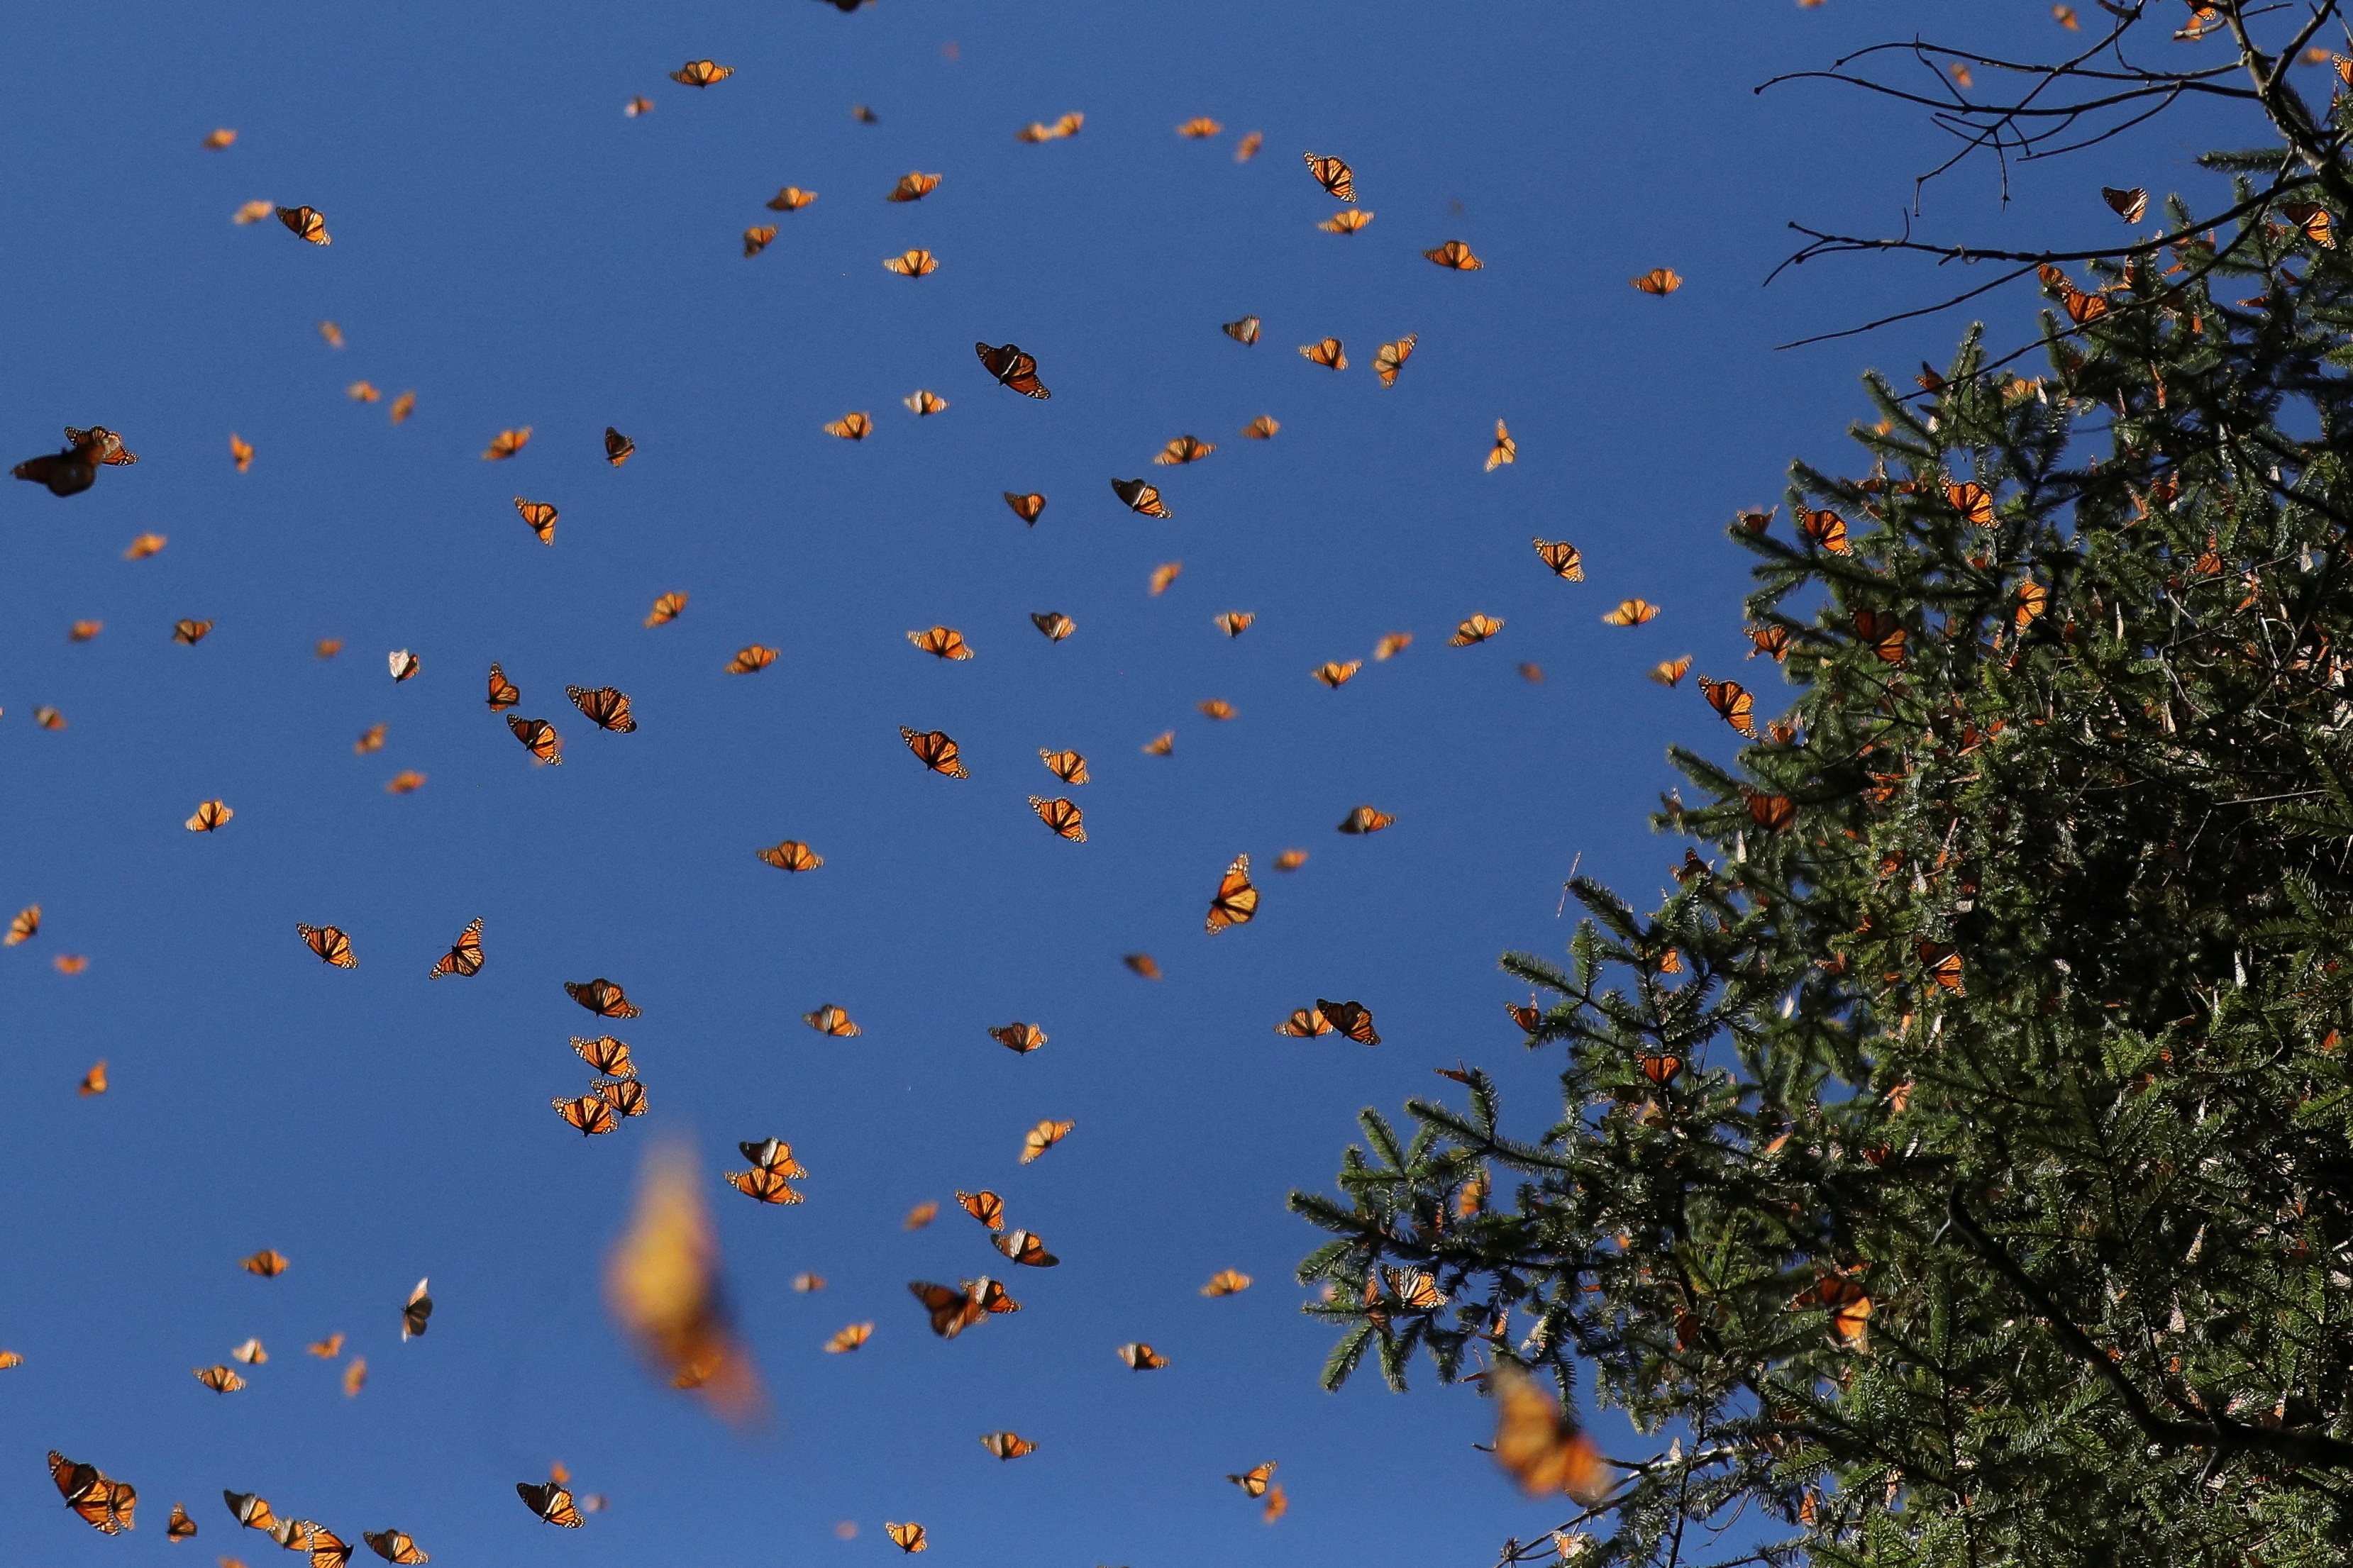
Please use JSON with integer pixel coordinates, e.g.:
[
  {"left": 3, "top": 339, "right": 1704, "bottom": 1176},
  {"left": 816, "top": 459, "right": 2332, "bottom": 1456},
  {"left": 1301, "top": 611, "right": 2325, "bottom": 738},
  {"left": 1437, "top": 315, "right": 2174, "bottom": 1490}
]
[
  {"left": 1155, "top": 435, "right": 1214, "bottom": 465},
  {"left": 743, "top": 226, "right": 777, "bottom": 257},
  {"left": 1373, "top": 335, "right": 1415, "bottom": 387},
  {"left": 1533, "top": 538, "right": 1584, "bottom": 579},
  {"left": 767, "top": 186, "right": 817, "bottom": 211},
  {"left": 507, "top": 716, "right": 563, "bottom": 764},
  {"left": 1425, "top": 239, "right": 1483, "bottom": 269},
  {"left": 1031, "top": 611, "right": 1075, "bottom": 641},
  {"left": 483, "top": 428, "right": 531, "bottom": 460},
  {"left": 566, "top": 977, "right": 641, "bottom": 1018},
  {"left": 1320, "top": 209, "right": 1374, "bottom": 233},
  {"left": 185, "top": 799, "right": 233, "bottom": 832},
  {"left": 975, "top": 342, "right": 1050, "bottom": 398},
  {"left": 907, "top": 626, "right": 973, "bottom": 660},
  {"left": 887, "top": 171, "right": 941, "bottom": 201},
  {"left": 364, "top": 1528, "right": 429, "bottom": 1564},
  {"left": 958, "top": 1189, "right": 1006, "bottom": 1228},
  {"left": 882, "top": 248, "right": 938, "bottom": 276},
  {"left": 1020, "top": 1118, "right": 1073, "bottom": 1163},
  {"left": 1117, "top": 1342, "right": 1170, "bottom": 1369},
  {"left": 1317, "top": 999, "right": 1381, "bottom": 1045},
  {"left": 1631, "top": 268, "right": 1683, "bottom": 295},
  {"left": 1202, "top": 1269, "right": 1252, "bottom": 1296},
  {"left": 909, "top": 1277, "right": 1019, "bottom": 1338},
  {"left": 1298, "top": 338, "right": 1346, "bottom": 369},
  {"left": 824, "top": 411, "right": 872, "bottom": 440},
  {"left": 1039, "top": 747, "right": 1087, "bottom": 783},
  {"left": 1241, "top": 415, "right": 1278, "bottom": 439},
  {"left": 1111, "top": 477, "right": 1171, "bottom": 517},
  {"left": 1490, "top": 1367, "right": 1612, "bottom": 1502},
  {"left": 1029, "top": 796, "right": 1086, "bottom": 841},
  {"left": 429, "top": 918, "right": 484, "bottom": 978},
  {"left": 1338, "top": 806, "right": 1395, "bottom": 834},
  {"left": 13, "top": 426, "right": 136, "bottom": 496},
  {"left": 758, "top": 840, "right": 823, "bottom": 872},
  {"left": 402, "top": 1278, "right": 433, "bottom": 1340},
  {"left": 904, "top": 389, "right": 948, "bottom": 416},
  {"left": 514, "top": 498, "right": 557, "bottom": 543},
  {"left": 276, "top": 205, "right": 331, "bottom": 244},
  {"left": 900, "top": 727, "right": 968, "bottom": 777},
  {"left": 516, "top": 1481, "right": 584, "bottom": 1528},
  {"left": 670, "top": 60, "right": 733, "bottom": 86},
  {"left": 297, "top": 924, "right": 357, "bottom": 968},
  {"left": 1302, "top": 151, "right": 1356, "bottom": 201},
  {"left": 1222, "top": 315, "right": 1261, "bottom": 344},
  {"left": 982, "top": 1431, "right": 1037, "bottom": 1459},
  {"left": 604, "top": 427, "right": 635, "bottom": 465},
  {"left": 568, "top": 685, "right": 637, "bottom": 731},
  {"left": 49, "top": 1452, "right": 136, "bottom": 1533},
  {"left": 1003, "top": 491, "right": 1046, "bottom": 523},
  {"left": 1205, "top": 855, "right": 1258, "bottom": 933},
  {"left": 646, "top": 591, "right": 687, "bottom": 626}
]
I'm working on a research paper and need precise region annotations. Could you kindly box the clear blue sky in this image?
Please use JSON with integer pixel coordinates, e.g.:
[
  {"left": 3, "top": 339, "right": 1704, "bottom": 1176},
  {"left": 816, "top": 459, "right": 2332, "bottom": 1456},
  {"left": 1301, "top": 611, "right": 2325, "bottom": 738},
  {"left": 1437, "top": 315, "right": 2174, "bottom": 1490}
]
[{"left": 0, "top": 1, "right": 2239, "bottom": 1562}]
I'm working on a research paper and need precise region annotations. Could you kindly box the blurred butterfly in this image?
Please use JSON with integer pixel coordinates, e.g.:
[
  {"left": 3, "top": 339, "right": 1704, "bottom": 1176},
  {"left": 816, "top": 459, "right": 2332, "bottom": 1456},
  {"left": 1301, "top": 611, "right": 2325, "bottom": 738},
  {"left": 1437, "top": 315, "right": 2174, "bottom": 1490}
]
[
  {"left": 1302, "top": 152, "right": 1356, "bottom": 201},
  {"left": 1116, "top": 1342, "right": 1170, "bottom": 1369},
  {"left": 516, "top": 1482, "right": 583, "bottom": 1528},
  {"left": 574, "top": 1035, "right": 636, "bottom": 1076},
  {"left": 231, "top": 1338, "right": 266, "bottom": 1364},
  {"left": 124, "top": 535, "right": 166, "bottom": 560},
  {"left": 566, "top": 978, "right": 641, "bottom": 1018},
  {"left": 234, "top": 199, "right": 274, "bottom": 223},
  {"left": 1319, "top": 209, "right": 1374, "bottom": 233},
  {"left": 1156, "top": 434, "right": 1214, "bottom": 465},
  {"left": 1177, "top": 117, "right": 1223, "bottom": 137},
  {"left": 50, "top": 1452, "right": 136, "bottom": 1533},
  {"left": 429, "top": 918, "right": 484, "bottom": 979},
  {"left": 568, "top": 685, "right": 637, "bottom": 731},
  {"left": 742, "top": 226, "right": 777, "bottom": 257},
  {"left": 1029, "top": 796, "right": 1087, "bottom": 842},
  {"left": 1236, "top": 129, "right": 1263, "bottom": 160},
  {"left": 1602, "top": 599, "right": 1659, "bottom": 626},
  {"left": 887, "top": 172, "right": 941, "bottom": 201},
  {"left": 1698, "top": 677, "right": 1756, "bottom": 735},
  {"left": 900, "top": 727, "right": 969, "bottom": 777},
  {"left": 1149, "top": 562, "right": 1182, "bottom": 594},
  {"left": 1298, "top": 338, "right": 1346, "bottom": 369},
  {"left": 67, "top": 619, "right": 101, "bottom": 640},
  {"left": 1004, "top": 491, "right": 1046, "bottom": 523},
  {"left": 1314, "top": 661, "right": 1361, "bottom": 688},
  {"left": 824, "top": 1322, "right": 873, "bottom": 1352},
  {"left": 1276, "top": 1006, "right": 1334, "bottom": 1038},
  {"left": 885, "top": 1522, "right": 928, "bottom": 1554},
  {"left": 52, "top": 954, "right": 87, "bottom": 973},
  {"left": 1424, "top": 239, "right": 1483, "bottom": 269},
  {"left": 167, "top": 1502, "right": 197, "bottom": 1540},
  {"left": 975, "top": 342, "right": 1050, "bottom": 397},
  {"left": 1020, "top": 1118, "right": 1073, "bottom": 1163},
  {"left": 957, "top": 1189, "right": 1006, "bottom": 1228},
  {"left": 646, "top": 591, "right": 687, "bottom": 626},
  {"left": 1112, "top": 477, "right": 1171, "bottom": 517},
  {"left": 1202, "top": 1269, "right": 1251, "bottom": 1296},
  {"left": 172, "top": 618, "right": 214, "bottom": 645},
  {"left": 342, "top": 1360, "right": 369, "bottom": 1396},
  {"left": 907, "top": 625, "right": 973, "bottom": 660},
  {"left": 1649, "top": 656, "right": 1693, "bottom": 687},
  {"left": 1039, "top": 747, "right": 1088, "bottom": 783},
  {"left": 297, "top": 924, "right": 356, "bottom": 968},
  {"left": 277, "top": 205, "right": 331, "bottom": 244},
  {"left": 1798, "top": 508, "right": 1849, "bottom": 552},
  {"left": 13, "top": 426, "right": 137, "bottom": 496},
  {"left": 186, "top": 799, "right": 233, "bottom": 832},
  {"left": 1317, "top": 999, "right": 1380, "bottom": 1045},
  {"left": 1373, "top": 633, "right": 1412, "bottom": 660},
  {"left": 824, "top": 412, "right": 872, "bottom": 440},
  {"left": 204, "top": 127, "right": 237, "bottom": 149},
  {"left": 904, "top": 389, "right": 948, "bottom": 416},
  {"left": 853, "top": 104, "right": 879, "bottom": 123},
  {"left": 349, "top": 381, "right": 381, "bottom": 402},
  {"left": 1630, "top": 268, "right": 1681, "bottom": 295},
  {"left": 1339, "top": 806, "right": 1395, "bottom": 834},
  {"left": 981, "top": 1432, "right": 1036, "bottom": 1460},
  {"left": 1264, "top": 1485, "right": 1289, "bottom": 1522},
  {"left": 904, "top": 1201, "right": 939, "bottom": 1230},
  {"left": 727, "top": 645, "right": 778, "bottom": 674},
  {"left": 402, "top": 1278, "right": 433, "bottom": 1340},
  {"left": 1492, "top": 1367, "right": 1612, "bottom": 1502},
  {"left": 308, "top": 1335, "right": 344, "bottom": 1358},
  {"left": 1451, "top": 613, "right": 1504, "bottom": 646},
  {"left": 767, "top": 187, "right": 817, "bottom": 211},
  {"left": 1222, "top": 315, "right": 1262, "bottom": 344},
  {"left": 910, "top": 1277, "right": 1019, "bottom": 1338},
  {"left": 882, "top": 249, "right": 938, "bottom": 276},
  {"left": 354, "top": 723, "right": 386, "bottom": 755},
  {"left": 758, "top": 840, "right": 823, "bottom": 872},
  {"left": 995, "top": 1228, "right": 1058, "bottom": 1267},
  {"left": 389, "top": 391, "right": 415, "bottom": 423},
  {"left": 194, "top": 1362, "right": 245, "bottom": 1392},
  {"left": 316, "top": 638, "right": 344, "bottom": 658},
  {"left": 1197, "top": 698, "right": 1234, "bottom": 721},
  {"left": 243, "top": 1247, "right": 290, "bottom": 1276},
  {"left": 1373, "top": 334, "right": 1415, "bottom": 387},
  {"left": 34, "top": 706, "right": 67, "bottom": 727},
  {"left": 1229, "top": 1462, "right": 1276, "bottom": 1498},
  {"left": 670, "top": 60, "right": 733, "bottom": 85},
  {"left": 1124, "top": 953, "right": 1163, "bottom": 978},
  {"left": 1031, "top": 611, "right": 1075, "bottom": 641},
  {"left": 364, "top": 1528, "right": 428, "bottom": 1564},
  {"left": 1241, "top": 415, "right": 1279, "bottom": 439},
  {"left": 804, "top": 1004, "right": 861, "bottom": 1036},
  {"left": 1532, "top": 538, "right": 1584, "bottom": 579},
  {"left": 508, "top": 716, "right": 563, "bottom": 764},
  {"left": 230, "top": 433, "right": 253, "bottom": 472},
  {"left": 1485, "top": 419, "right": 1516, "bottom": 471},
  {"left": 1205, "top": 854, "right": 1258, "bottom": 933},
  {"left": 483, "top": 428, "right": 531, "bottom": 460},
  {"left": 2101, "top": 185, "right": 2149, "bottom": 223},
  {"left": 1144, "top": 730, "right": 1175, "bottom": 756}
]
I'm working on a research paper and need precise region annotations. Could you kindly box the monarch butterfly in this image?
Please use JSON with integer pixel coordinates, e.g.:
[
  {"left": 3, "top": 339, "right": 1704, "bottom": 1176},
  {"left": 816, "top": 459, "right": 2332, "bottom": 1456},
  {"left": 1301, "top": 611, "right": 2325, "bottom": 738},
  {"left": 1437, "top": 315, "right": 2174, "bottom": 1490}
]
[
  {"left": 1339, "top": 806, "right": 1395, "bottom": 834},
  {"left": 1236, "top": 129, "right": 1263, "bottom": 160},
  {"left": 1532, "top": 538, "right": 1584, "bottom": 580},
  {"left": 758, "top": 840, "right": 823, "bottom": 872},
  {"left": 429, "top": 918, "right": 484, "bottom": 979},
  {"left": 1302, "top": 151, "right": 1356, "bottom": 200},
  {"left": 229, "top": 1337, "right": 266, "bottom": 1364},
  {"left": 364, "top": 1528, "right": 428, "bottom": 1564},
  {"left": 75, "top": 1059, "right": 105, "bottom": 1096},
  {"left": 382, "top": 648, "right": 421, "bottom": 684},
  {"left": 307, "top": 1334, "right": 343, "bottom": 1358},
  {"left": 913, "top": 1201, "right": 946, "bottom": 1230},
  {"left": 1031, "top": 611, "right": 1075, "bottom": 641},
  {"left": 2281, "top": 201, "right": 2336, "bottom": 248},
  {"left": 885, "top": 1522, "right": 928, "bottom": 1554},
  {"left": 1205, "top": 854, "right": 1258, "bottom": 933},
  {"left": 1197, "top": 698, "right": 1234, "bottom": 720},
  {"left": 1149, "top": 562, "right": 1182, "bottom": 595},
  {"left": 767, "top": 186, "right": 817, "bottom": 211},
  {"left": 1698, "top": 677, "right": 1755, "bottom": 736},
  {"left": 670, "top": 59, "right": 733, "bottom": 85},
  {"left": 573, "top": 1035, "right": 636, "bottom": 1077},
  {"left": 882, "top": 248, "right": 939, "bottom": 276},
  {"left": 1373, "top": 334, "right": 1415, "bottom": 387},
  {"left": 1177, "top": 116, "right": 1222, "bottom": 137},
  {"left": 1298, "top": 337, "right": 1346, "bottom": 369},
  {"left": 171, "top": 617, "right": 216, "bottom": 645},
  {"left": 566, "top": 684, "right": 637, "bottom": 732},
  {"left": 887, "top": 171, "right": 941, "bottom": 202},
  {"left": 2062, "top": 287, "right": 2108, "bottom": 324},
  {"left": 2015, "top": 580, "right": 2049, "bottom": 628},
  {"left": 904, "top": 389, "right": 948, "bottom": 416},
  {"left": 185, "top": 799, "right": 233, "bottom": 832},
  {"left": 1485, "top": 419, "right": 1516, "bottom": 471},
  {"left": 277, "top": 204, "right": 331, "bottom": 244},
  {"left": 1748, "top": 793, "right": 1798, "bottom": 832},
  {"left": 824, "top": 1322, "right": 873, "bottom": 1352},
  {"left": 1748, "top": 625, "right": 1790, "bottom": 661},
  {"left": 1264, "top": 1485, "right": 1289, "bottom": 1522},
  {"left": 389, "top": 391, "right": 416, "bottom": 423},
  {"left": 726, "top": 1166, "right": 804, "bottom": 1204},
  {"left": 402, "top": 1277, "right": 433, "bottom": 1340},
  {"left": 1853, "top": 608, "right": 1908, "bottom": 665},
  {"left": 507, "top": 716, "right": 563, "bottom": 764},
  {"left": 124, "top": 534, "right": 167, "bottom": 560},
  {"left": 1039, "top": 748, "right": 1087, "bottom": 783},
  {"left": 1222, "top": 315, "right": 1262, "bottom": 344},
  {"left": 646, "top": 591, "right": 687, "bottom": 626},
  {"left": 1317, "top": 999, "right": 1380, "bottom": 1044},
  {"left": 1451, "top": 613, "right": 1504, "bottom": 646},
  {"left": 1029, "top": 796, "right": 1087, "bottom": 841},
  {"left": 726, "top": 645, "right": 779, "bottom": 674},
  {"left": 167, "top": 1502, "right": 197, "bottom": 1540},
  {"left": 483, "top": 428, "right": 531, "bottom": 460},
  {"left": 910, "top": 1277, "right": 1019, "bottom": 1337},
  {"left": 316, "top": 638, "right": 344, "bottom": 659},
  {"left": 1003, "top": 491, "right": 1046, "bottom": 523},
  {"left": 1792, "top": 1273, "right": 1874, "bottom": 1344},
  {"left": 1314, "top": 660, "right": 1361, "bottom": 688},
  {"left": 1139, "top": 730, "right": 1173, "bottom": 758},
  {"left": 386, "top": 770, "right": 427, "bottom": 794},
  {"left": 234, "top": 199, "right": 274, "bottom": 223},
  {"left": 1373, "top": 632, "right": 1413, "bottom": 660},
  {"left": 742, "top": 225, "right": 777, "bottom": 257},
  {"left": 68, "top": 619, "right": 101, "bottom": 640},
  {"left": 1650, "top": 656, "right": 1693, "bottom": 687},
  {"left": 975, "top": 341, "right": 1049, "bottom": 396},
  {"left": 1020, "top": 1118, "right": 1073, "bottom": 1163},
  {"left": 1202, "top": 1269, "right": 1251, "bottom": 1296},
  {"left": 349, "top": 723, "right": 387, "bottom": 757},
  {"left": 1123, "top": 952, "right": 1163, "bottom": 978},
  {"left": 1156, "top": 434, "right": 1214, "bottom": 465},
  {"left": 1424, "top": 239, "right": 1483, "bottom": 269},
  {"left": 1319, "top": 208, "right": 1375, "bottom": 233},
  {"left": 1241, "top": 414, "right": 1279, "bottom": 439},
  {"left": 1946, "top": 481, "right": 1994, "bottom": 525},
  {"left": 13, "top": 426, "right": 135, "bottom": 496},
  {"left": 982, "top": 1431, "right": 1037, "bottom": 1459},
  {"left": 907, "top": 625, "right": 973, "bottom": 660},
  {"left": 957, "top": 1189, "right": 1006, "bottom": 1228},
  {"left": 592, "top": 1081, "right": 649, "bottom": 1125},
  {"left": 990, "top": 1021, "right": 1047, "bottom": 1055},
  {"left": 243, "top": 1247, "right": 291, "bottom": 1276},
  {"left": 824, "top": 411, "right": 872, "bottom": 440},
  {"left": 508, "top": 497, "right": 560, "bottom": 545},
  {"left": 1116, "top": 1342, "right": 1170, "bottom": 1369},
  {"left": 297, "top": 923, "right": 356, "bottom": 968},
  {"left": 1491, "top": 1367, "right": 1612, "bottom": 1502},
  {"left": 1276, "top": 1006, "right": 1334, "bottom": 1037},
  {"left": 995, "top": 1228, "right": 1058, "bottom": 1267},
  {"left": 1505, "top": 1001, "right": 1544, "bottom": 1033},
  {"left": 900, "top": 726, "right": 968, "bottom": 777},
  {"left": 1602, "top": 598, "right": 1660, "bottom": 626},
  {"left": 804, "top": 1004, "right": 860, "bottom": 1036},
  {"left": 1215, "top": 611, "right": 1256, "bottom": 637},
  {"left": 1112, "top": 477, "right": 1172, "bottom": 517},
  {"left": 1629, "top": 267, "right": 1683, "bottom": 296},
  {"left": 516, "top": 1481, "right": 583, "bottom": 1527},
  {"left": 2100, "top": 185, "right": 2148, "bottom": 223},
  {"left": 349, "top": 381, "right": 381, "bottom": 402},
  {"left": 566, "top": 977, "right": 640, "bottom": 1018},
  {"left": 1797, "top": 508, "right": 1850, "bottom": 552},
  {"left": 738, "top": 1137, "right": 804, "bottom": 1173},
  {"left": 229, "top": 431, "right": 253, "bottom": 472},
  {"left": 34, "top": 705, "right": 67, "bottom": 728},
  {"left": 52, "top": 953, "right": 87, "bottom": 974},
  {"left": 49, "top": 1452, "right": 135, "bottom": 1533},
  {"left": 1917, "top": 939, "right": 1966, "bottom": 994}
]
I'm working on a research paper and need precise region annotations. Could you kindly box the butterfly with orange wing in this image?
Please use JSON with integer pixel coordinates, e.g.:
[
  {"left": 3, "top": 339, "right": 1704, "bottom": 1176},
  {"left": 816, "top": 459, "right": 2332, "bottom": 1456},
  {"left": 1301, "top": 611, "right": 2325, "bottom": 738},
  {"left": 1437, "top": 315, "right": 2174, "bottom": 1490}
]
[{"left": 975, "top": 342, "right": 1050, "bottom": 398}]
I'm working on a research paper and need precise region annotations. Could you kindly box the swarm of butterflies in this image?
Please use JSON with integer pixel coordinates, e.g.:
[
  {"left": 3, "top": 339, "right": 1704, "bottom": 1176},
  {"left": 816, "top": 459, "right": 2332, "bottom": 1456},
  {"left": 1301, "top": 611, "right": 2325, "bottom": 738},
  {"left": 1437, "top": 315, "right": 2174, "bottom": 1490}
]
[{"left": 4, "top": 6, "right": 1703, "bottom": 1557}]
